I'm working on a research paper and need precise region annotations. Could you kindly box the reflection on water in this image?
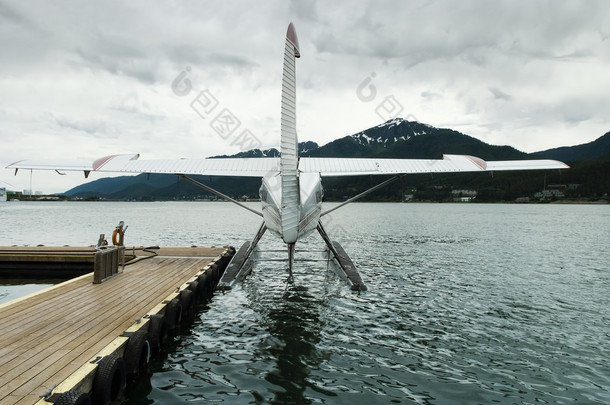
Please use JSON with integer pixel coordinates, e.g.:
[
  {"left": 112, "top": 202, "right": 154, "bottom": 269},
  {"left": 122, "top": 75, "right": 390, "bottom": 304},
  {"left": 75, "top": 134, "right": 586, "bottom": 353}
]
[
  {"left": 257, "top": 289, "right": 327, "bottom": 405},
  {"left": 123, "top": 235, "right": 346, "bottom": 405}
]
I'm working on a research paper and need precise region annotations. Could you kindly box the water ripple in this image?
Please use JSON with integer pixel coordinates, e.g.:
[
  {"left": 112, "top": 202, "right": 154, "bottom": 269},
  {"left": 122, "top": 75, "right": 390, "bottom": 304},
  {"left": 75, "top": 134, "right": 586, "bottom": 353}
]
[{"left": 4, "top": 202, "right": 606, "bottom": 404}]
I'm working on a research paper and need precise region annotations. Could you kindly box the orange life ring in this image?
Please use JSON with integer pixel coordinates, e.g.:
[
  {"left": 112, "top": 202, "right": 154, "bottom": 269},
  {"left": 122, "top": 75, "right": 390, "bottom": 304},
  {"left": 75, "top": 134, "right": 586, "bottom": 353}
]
[{"left": 112, "top": 228, "right": 121, "bottom": 246}]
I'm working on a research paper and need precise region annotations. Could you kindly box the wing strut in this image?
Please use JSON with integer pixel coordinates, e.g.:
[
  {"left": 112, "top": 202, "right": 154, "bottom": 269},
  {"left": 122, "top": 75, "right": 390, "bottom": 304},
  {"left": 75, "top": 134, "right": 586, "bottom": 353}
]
[
  {"left": 179, "top": 174, "right": 262, "bottom": 217},
  {"left": 321, "top": 174, "right": 405, "bottom": 217}
]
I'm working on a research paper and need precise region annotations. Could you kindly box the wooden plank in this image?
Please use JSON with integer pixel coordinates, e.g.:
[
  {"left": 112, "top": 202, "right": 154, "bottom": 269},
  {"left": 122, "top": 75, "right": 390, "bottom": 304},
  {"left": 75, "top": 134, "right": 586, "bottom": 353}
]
[
  {"left": 1, "top": 281, "right": 95, "bottom": 342},
  {"left": 0, "top": 277, "right": 117, "bottom": 366},
  {"left": 0, "top": 350, "right": 70, "bottom": 400},
  {"left": 9, "top": 258, "right": 211, "bottom": 392},
  {"left": 1, "top": 393, "right": 22, "bottom": 405},
  {"left": 3, "top": 294, "right": 153, "bottom": 396},
  {"left": 1, "top": 256, "right": 189, "bottom": 340},
  {"left": 0, "top": 247, "right": 226, "bottom": 404},
  {"left": 16, "top": 396, "right": 41, "bottom": 405},
  {"left": 6, "top": 259, "right": 198, "bottom": 397},
  {"left": 0, "top": 273, "right": 92, "bottom": 318}
]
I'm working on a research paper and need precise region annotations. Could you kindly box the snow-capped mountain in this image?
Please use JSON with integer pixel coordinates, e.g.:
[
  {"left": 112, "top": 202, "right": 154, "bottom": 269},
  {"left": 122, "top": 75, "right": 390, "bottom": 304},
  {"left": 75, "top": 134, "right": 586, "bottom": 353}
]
[
  {"left": 350, "top": 118, "right": 435, "bottom": 148},
  {"left": 63, "top": 117, "right": 608, "bottom": 200}
]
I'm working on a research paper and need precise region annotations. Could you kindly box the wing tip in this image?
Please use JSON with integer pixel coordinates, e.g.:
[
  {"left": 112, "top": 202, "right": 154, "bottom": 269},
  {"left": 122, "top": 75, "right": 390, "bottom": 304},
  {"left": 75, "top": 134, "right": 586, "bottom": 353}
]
[
  {"left": 6, "top": 159, "right": 26, "bottom": 169},
  {"left": 553, "top": 160, "right": 570, "bottom": 169}
]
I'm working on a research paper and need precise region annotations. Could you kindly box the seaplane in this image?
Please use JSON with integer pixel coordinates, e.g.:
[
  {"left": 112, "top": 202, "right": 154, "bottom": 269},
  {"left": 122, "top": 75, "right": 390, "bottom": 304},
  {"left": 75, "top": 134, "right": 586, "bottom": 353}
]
[{"left": 6, "top": 23, "right": 568, "bottom": 291}]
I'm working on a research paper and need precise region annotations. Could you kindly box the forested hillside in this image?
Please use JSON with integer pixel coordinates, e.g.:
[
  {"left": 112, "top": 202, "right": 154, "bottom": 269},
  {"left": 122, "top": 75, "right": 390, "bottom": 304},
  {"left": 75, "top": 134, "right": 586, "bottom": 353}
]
[{"left": 63, "top": 119, "right": 609, "bottom": 202}]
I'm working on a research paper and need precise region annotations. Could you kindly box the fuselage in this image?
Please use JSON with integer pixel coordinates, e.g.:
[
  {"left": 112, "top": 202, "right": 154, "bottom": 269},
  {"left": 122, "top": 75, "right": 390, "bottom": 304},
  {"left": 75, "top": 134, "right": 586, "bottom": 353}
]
[{"left": 260, "top": 171, "right": 323, "bottom": 244}]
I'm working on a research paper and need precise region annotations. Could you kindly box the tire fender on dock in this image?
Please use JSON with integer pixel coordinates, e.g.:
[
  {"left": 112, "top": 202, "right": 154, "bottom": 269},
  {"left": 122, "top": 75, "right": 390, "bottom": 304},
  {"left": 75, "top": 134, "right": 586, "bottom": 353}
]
[
  {"left": 188, "top": 280, "right": 200, "bottom": 301},
  {"left": 92, "top": 354, "right": 126, "bottom": 405},
  {"left": 179, "top": 289, "right": 194, "bottom": 320},
  {"left": 54, "top": 390, "right": 92, "bottom": 405},
  {"left": 195, "top": 275, "right": 207, "bottom": 296},
  {"left": 147, "top": 314, "right": 168, "bottom": 352},
  {"left": 164, "top": 298, "right": 182, "bottom": 331},
  {"left": 123, "top": 330, "right": 151, "bottom": 377},
  {"left": 217, "top": 249, "right": 235, "bottom": 279},
  {"left": 220, "top": 252, "right": 233, "bottom": 266},
  {"left": 197, "top": 272, "right": 211, "bottom": 297},
  {"left": 208, "top": 263, "right": 221, "bottom": 284}
]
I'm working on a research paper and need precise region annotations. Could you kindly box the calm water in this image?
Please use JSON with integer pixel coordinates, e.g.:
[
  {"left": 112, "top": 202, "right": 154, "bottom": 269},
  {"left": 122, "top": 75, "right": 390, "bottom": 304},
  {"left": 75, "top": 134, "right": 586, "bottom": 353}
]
[{"left": 1, "top": 201, "right": 609, "bottom": 404}]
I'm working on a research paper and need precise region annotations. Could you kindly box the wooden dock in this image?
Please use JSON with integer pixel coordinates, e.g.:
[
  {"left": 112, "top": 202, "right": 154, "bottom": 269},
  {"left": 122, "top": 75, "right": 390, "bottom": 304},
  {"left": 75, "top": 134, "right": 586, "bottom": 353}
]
[
  {"left": 0, "top": 246, "right": 233, "bottom": 405},
  {"left": 0, "top": 246, "right": 99, "bottom": 278}
]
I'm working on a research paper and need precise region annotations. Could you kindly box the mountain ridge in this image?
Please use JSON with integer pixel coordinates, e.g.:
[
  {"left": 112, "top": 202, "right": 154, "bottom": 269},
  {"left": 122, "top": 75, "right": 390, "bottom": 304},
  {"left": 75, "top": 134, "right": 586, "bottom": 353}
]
[
  {"left": 63, "top": 118, "right": 609, "bottom": 201},
  {"left": 535, "top": 131, "right": 610, "bottom": 162}
]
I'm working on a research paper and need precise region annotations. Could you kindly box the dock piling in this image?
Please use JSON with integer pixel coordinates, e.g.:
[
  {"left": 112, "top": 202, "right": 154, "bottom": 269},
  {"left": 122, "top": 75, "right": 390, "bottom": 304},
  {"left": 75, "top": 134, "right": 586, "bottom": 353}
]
[{"left": 93, "top": 246, "right": 125, "bottom": 284}]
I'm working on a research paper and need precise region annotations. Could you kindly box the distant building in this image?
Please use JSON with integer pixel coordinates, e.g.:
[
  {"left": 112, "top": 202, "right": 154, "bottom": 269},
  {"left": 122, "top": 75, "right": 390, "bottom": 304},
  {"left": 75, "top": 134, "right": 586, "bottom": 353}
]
[
  {"left": 451, "top": 189, "right": 477, "bottom": 202},
  {"left": 20, "top": 190, "right": 43, "bottom": 196},
  {"left": 534, "top": 183, "right": 577, "bottom": 200},
  {"left": 534, "top": 189, "right": 565, "bottom": 199},
  {"left": 0, "top": 188, "right": 6, "bottom": 202},
  {"left": 403, "top": 187, "right": 417, "bottom": 202}
]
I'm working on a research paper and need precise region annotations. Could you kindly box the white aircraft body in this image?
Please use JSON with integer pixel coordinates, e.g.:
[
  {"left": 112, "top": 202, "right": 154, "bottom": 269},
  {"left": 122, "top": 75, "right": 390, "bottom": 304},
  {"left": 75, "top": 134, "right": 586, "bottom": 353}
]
[{"left": 7, "top": 23, "right": 568, "bottom": 290}]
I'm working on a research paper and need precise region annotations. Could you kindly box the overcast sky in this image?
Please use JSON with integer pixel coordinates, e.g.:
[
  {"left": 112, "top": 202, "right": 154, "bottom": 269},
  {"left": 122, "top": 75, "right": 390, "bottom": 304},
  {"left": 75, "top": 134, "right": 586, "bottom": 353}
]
[{"left": 2, "top": 0, "right": 609, "bottom": 193}]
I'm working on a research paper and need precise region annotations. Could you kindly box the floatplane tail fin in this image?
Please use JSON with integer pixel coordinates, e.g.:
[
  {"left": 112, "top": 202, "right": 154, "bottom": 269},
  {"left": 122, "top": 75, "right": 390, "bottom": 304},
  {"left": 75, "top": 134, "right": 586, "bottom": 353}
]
[{"left": 279, "top": 22, "right": 301, "bottom": 245}]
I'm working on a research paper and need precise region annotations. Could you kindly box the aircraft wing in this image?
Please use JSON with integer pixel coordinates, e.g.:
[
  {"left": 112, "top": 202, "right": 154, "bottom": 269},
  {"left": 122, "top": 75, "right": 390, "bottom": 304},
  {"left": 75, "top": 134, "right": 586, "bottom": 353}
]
[
  {"left": 298, "top": 155, "right": 569, "bottom": 176},
  {"left": 6, "top": 154, "right": 281, "bottom": 177},
  {"left": 7, "top": 153, "right": 568, "bottom": 178}
]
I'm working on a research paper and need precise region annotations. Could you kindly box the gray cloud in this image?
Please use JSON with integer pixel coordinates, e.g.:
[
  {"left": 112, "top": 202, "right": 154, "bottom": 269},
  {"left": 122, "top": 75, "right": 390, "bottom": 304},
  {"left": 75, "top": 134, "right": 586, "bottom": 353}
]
[
  {"left": 54, "top": 115, "right": 112, "bottom": 136},
  {"left": 421, "top": 91, "right": 443, "bottom": 101},
  {"left": 488, "top": 87, "right": 511, "bottom": 101},
  {"left": 1, "top": 0, "right": 609, "bottom": 193}
]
